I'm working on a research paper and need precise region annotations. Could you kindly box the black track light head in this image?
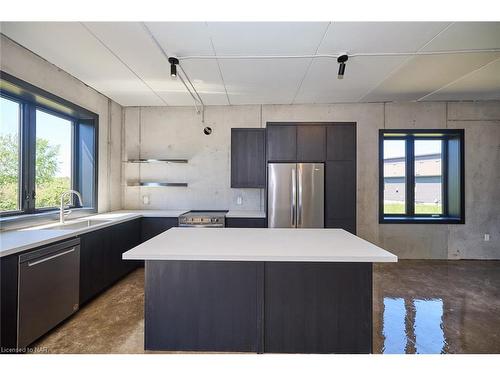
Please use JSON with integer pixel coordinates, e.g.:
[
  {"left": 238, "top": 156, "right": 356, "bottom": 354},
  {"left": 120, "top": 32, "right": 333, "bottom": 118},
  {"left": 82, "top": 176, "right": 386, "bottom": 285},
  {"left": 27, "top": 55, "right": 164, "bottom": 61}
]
[
  {"left": 337, "top": 53, "right": 348, "bottom": 79},
  {"left": 168, "top": 57, "right": 179, "bottom": 77}
]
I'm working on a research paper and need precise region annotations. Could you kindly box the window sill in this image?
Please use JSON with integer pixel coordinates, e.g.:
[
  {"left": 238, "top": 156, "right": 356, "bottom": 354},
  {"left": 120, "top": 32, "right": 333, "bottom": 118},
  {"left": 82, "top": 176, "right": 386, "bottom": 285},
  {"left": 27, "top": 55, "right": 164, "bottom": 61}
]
[{"left": 380, "top": 216, "right": 464, "bottom": 224}]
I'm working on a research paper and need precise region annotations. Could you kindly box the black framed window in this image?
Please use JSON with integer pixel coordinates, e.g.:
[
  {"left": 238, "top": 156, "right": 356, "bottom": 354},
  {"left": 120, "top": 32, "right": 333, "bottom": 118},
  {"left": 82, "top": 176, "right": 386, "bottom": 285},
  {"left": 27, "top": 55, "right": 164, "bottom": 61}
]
[
  {"left": 379, "top": 129, "right": 464, "bottom": 224},
  {"left": 0, "top": 71, "right": 98, "bottom": 217}
]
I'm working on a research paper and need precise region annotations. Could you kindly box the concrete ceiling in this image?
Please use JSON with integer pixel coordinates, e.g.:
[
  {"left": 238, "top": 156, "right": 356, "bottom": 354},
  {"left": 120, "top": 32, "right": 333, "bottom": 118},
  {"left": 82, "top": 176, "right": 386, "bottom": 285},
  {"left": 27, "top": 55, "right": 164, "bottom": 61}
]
[{"left": 1, "top": 22, "right": 499, "bottom": 106}]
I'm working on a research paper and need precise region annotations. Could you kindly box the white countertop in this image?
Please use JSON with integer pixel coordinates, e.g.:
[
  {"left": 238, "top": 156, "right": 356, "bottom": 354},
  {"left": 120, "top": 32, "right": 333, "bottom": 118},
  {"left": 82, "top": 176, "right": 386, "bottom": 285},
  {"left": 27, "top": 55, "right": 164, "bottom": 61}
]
[
  {"left": 111, "top": 209, "right": 189, "bottom": 217},
  {"left": 123, "top": 228, "right": 397, "bottom": 263},
  {"left": 0, "top": 210, "right": 188, "bottom": 258},
  {"left": 225, "top": 210, "right": 266, "bottom": 218}
]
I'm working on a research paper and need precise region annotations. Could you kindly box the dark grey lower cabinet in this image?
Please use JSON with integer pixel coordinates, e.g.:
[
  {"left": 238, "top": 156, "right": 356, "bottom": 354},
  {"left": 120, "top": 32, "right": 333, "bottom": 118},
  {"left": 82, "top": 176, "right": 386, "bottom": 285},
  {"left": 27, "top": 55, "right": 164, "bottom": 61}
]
[
  {"left": 144, "top": 260, "right": 373, "bottom": 353},
  {"left": 141, "top": 217, "right": 178, "bottom": 242},
  {"left": 145, "top": 261, "right": 262, "bottom": 352},
  {"left": 80, "top": 219, "right": 141, "bottom": 305},
  {"left": 225, "top": 217, "right": 267, "bottom": 228},
  {"left": 0, "top": 254, "right": 19, "bottom": 350},
  {"left": 264, "top": 262, "right": 372, "bottom": 353}
]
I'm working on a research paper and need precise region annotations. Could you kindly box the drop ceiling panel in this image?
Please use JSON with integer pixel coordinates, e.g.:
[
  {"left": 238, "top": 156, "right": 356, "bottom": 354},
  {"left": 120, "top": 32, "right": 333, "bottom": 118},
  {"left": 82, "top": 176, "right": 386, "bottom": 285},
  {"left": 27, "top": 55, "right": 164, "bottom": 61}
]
[
  {"left": 219, "top": 58, "right": 310, "bottom": 104},
  {"left": 207, "top": 22, "right": 329, "bottom": 55},
  {"left": 83, "top": 22, "right": 197, "bottom": 106},
  {"left": 421, "top": 58, "right": 500, "bottom": 101},
  {"left": 144, "top": 22, "right": 214, "bottom": 56},
  {"left": 180, "top": 59, "right": 229, "bottom": 105},
  {"left": 364, "top": 52, "right": 500, "bottom": 102},
  {"left": 101, "top": 90, "right": 166, "bottom": 107},
  {"left": 1, "top": 22, "right": 162, "bottom": 106},
  {"left": 295, "top": 55, "right": 409, "bottom": 104},
  {"left": 421, "top": 22, "right": 500, "bottom": 51},
  {"left": 318, "top": 22, "right": 450, "bottom": 54}
]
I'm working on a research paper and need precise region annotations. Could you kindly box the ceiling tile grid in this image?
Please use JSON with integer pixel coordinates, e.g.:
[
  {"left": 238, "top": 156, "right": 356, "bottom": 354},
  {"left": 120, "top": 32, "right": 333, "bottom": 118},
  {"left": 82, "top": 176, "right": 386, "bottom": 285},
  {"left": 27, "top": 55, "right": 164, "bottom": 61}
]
[{"left": 1, "top": 22, "right": 500, "bottom": 106}]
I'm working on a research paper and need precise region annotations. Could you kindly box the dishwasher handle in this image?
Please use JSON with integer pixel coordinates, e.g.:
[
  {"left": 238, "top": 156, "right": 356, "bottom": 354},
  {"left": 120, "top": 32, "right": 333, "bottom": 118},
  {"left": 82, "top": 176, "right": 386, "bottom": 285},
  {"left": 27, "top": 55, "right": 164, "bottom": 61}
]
[
  {"left": 19, "top": 237, "right": 80, "bottom": 264},
  {"left": 27, "top": 247, "right": 76, "bottom": 267}
]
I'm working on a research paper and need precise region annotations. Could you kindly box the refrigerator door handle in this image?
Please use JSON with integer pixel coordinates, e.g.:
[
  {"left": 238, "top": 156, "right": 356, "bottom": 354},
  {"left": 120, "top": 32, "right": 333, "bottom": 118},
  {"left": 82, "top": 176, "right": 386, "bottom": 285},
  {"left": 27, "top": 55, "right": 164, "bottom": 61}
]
[
  {"left": 291, "top": 167, "right": 297, "bottom": 227},
  {"left": 297, "top": 166, "right": 303, "bottom": 226}
]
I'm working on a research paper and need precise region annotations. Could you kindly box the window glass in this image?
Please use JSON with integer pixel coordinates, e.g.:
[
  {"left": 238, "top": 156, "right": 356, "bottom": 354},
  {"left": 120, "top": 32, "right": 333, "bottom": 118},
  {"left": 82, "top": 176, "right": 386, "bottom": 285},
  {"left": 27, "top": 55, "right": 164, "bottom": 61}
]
[
  {"left": 414, "top": 140, "right": 442, "bottom": 215},
  {"left": 383, "top": 139, "right": 406, "bottom": 214},
  {"left": 0, "top": 97, "right": 21, "bottom": 212},
  {"left": 35, "top": 109, "right": 72, "bottom": 208}
]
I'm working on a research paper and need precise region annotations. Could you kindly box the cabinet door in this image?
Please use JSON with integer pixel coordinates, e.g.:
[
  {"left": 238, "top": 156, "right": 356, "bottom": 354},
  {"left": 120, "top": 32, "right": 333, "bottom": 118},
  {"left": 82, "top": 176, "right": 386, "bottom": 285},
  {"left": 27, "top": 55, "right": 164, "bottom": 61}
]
[
  {"left": 325, "top": 161, "right": 356, "bottom": 233},
  {"left": 226, "top": 218, "right": 267, "bottom": 228},
  {"left": 325, "top": 123, "right": 356, "bottom": 233},
  {"left": 266, "top": 125, "right": 297, "bottom": 161},
  {"left": 0, "top": 254, "right": 18, "bottom": 349},
  {"left": 79, "top": 226, "right": 112, "bottom": 305},
  {"left": 297, "top": 125, "right": 326, "bottom": 161},
  {"left": 264, "top": 262, "right": 372, "bottom": 354},
  {"left": 326, "top": 123, "right": 356, "bottom": 161},
  {"left": 231, "top": 128, "right": 266, "bottom": 188},
  {"left": 110, "top": 219, "right": 142, "bottom": 281},
  {"left": 141, "top": 217, "right": 178, "bottom": 242},
  {"left": 145, "top": 261, "right": 262, "bottom": 352}
]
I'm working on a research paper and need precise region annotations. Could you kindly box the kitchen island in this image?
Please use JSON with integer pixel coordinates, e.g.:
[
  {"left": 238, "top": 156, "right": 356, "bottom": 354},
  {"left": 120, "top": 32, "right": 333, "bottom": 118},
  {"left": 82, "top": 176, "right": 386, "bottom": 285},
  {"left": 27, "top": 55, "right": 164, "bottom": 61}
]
[{"left": 123, "top": 228, "right": 397, "bottom": 353}]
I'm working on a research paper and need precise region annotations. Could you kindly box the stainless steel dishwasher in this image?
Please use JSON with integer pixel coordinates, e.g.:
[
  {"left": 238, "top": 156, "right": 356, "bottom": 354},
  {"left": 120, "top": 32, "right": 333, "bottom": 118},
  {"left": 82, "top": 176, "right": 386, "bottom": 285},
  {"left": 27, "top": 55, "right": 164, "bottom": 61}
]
[{"left": 17, "top": 238, "right": 80, "bottom": 348}]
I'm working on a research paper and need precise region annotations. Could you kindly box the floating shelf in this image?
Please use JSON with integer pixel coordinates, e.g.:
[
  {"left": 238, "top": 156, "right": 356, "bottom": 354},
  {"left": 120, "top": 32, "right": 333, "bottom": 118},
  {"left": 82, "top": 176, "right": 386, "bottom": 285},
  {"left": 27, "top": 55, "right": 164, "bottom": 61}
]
[
  {"left": 127, "top": 181, "right": 188, "bottom": 187},
  {"left": 125, "top": 158, "right": 188, "bottom": 164}
]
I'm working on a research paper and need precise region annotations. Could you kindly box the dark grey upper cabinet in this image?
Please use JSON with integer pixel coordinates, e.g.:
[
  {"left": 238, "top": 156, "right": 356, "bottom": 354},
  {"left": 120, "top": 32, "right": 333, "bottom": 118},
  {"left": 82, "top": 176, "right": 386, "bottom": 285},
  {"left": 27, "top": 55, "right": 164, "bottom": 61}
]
[
  {"left": 231, "top": 128, "right": 266, "bottom": 188},
  {"left": 326, "top": 124, "right": 356, "bottom": 161},
  {"left": 266, "top": 125, "right": 297, "bottom": 161},
  {"left": 297, "top": 125, "right": 326, "bottom": 161}
]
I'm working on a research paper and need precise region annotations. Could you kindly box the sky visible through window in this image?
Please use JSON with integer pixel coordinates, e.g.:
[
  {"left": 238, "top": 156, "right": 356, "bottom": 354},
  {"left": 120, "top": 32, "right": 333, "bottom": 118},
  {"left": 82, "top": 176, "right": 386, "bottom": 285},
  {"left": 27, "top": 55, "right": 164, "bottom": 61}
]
[
  {"left": 36, "top": 109, "right": 71, "bottom": 178},
  {"left": 0, "top": 97, "right": 19, "bottom": 137},
  {"left": 384, "top": 139, "right": 441, "bottom": 159}
]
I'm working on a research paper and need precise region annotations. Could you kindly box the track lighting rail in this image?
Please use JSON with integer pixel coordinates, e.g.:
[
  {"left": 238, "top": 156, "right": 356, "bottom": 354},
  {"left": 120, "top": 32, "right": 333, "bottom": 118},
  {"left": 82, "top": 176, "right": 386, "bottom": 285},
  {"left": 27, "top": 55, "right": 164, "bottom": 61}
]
[
  {"left": 177, "top": 48, "right": 500, "bottom": 61},
  {"left": 141, "top": 22, "right": 205, "bottom": 122}
]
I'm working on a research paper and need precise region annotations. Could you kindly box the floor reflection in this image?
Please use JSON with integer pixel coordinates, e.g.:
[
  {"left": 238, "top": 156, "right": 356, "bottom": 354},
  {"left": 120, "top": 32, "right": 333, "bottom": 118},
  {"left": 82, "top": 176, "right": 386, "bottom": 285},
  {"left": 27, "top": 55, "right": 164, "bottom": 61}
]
[
  {"left": 382, "top": 297, "right": 447, "bottom": 354},
  {"left": 374, "top": 260, "right": 500, "bottom": 354},
  {"left": 414, "top": 299, "right": 447, "bottom": 353},
  {"left": 382, "top": 298, "right": 407, "bottom": 353}
]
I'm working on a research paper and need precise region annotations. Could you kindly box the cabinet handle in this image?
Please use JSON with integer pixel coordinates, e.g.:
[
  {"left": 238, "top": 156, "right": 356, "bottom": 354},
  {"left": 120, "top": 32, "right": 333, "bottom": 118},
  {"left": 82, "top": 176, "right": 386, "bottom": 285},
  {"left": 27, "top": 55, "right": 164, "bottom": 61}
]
[
  {"left": 291, "top": 168, "right": 297, "bottom": 227},
  {"left": 297, "top": 166, "right": 303, "bottom": 227}
]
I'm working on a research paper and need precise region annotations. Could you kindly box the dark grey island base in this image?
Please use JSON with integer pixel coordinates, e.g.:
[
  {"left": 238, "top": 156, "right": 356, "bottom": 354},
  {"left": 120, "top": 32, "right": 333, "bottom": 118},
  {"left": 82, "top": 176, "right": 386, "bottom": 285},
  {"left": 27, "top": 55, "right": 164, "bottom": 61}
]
[{"left": 144, "top": 260, "right": 372, "bottom": 353}]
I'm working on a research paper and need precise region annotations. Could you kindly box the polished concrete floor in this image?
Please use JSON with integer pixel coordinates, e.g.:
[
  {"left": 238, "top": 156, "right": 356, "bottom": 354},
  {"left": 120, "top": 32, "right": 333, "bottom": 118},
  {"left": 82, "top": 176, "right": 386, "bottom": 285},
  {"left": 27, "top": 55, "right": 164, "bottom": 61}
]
[{"left": 32, "top": 260, "right": 500, "bottom": 354}]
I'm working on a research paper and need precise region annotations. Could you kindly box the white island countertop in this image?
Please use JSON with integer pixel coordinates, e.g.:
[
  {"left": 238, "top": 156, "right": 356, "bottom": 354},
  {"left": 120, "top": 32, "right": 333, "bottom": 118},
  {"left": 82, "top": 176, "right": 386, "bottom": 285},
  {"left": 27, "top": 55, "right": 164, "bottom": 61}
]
[{"left": 123, "top": 228, "right": 397, "bottom": 263}]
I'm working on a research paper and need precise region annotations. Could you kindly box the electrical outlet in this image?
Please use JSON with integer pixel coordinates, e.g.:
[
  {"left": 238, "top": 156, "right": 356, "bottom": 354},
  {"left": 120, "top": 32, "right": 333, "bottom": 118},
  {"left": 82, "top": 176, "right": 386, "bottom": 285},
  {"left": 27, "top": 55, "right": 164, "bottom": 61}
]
[
  {"left": 449, "top": 248, "right": 461, "bottom": 259},
  {"left": 142, "top": 195, "right": 150, "bottom": 205},
  {"left": 484, "top": 233, "right": 490, "bottom": 242},
  {"left": 236, "top": 196, "right": 243, "bottom": 205}
]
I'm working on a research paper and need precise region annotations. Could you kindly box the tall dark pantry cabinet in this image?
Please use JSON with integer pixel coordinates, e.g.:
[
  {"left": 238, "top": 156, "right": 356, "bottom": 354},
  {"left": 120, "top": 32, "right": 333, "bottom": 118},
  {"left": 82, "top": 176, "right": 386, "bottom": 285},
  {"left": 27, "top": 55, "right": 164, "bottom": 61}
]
[{"left": 266, "top": 122, "right": 356, "bottom": 234}]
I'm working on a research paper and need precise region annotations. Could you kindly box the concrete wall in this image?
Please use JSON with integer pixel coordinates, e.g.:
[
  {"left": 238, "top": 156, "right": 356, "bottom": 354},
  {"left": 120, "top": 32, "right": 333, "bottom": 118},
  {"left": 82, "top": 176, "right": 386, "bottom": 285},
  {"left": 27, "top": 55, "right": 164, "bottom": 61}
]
[
  {"left": 0, "top": 35, "right": 122, "bottom": 212},
  {"left": 122, "top": 106, "right": 265, "bottom": 211},
  {"left": 123, "top": 101, "right": 500, "bottom": 260}
]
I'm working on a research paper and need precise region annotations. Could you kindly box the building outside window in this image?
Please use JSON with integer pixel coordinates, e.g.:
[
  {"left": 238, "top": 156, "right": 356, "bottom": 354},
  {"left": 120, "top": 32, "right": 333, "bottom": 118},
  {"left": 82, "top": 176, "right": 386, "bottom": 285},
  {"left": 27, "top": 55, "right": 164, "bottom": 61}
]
[{"left": 379, "top": 129, "right": 464, "bottom": 224}]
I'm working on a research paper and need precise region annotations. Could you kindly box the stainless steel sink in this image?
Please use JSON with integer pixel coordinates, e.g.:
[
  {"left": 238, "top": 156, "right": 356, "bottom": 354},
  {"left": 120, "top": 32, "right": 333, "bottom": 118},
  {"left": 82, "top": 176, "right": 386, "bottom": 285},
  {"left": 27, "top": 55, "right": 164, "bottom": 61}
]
[{"left": 41, "top": 219, "right": 111, "bottom": 230}]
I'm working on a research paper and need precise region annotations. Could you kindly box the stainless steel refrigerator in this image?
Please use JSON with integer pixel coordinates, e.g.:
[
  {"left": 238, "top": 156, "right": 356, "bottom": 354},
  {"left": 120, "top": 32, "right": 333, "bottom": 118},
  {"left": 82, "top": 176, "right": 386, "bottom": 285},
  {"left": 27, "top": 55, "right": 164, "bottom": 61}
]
[{"left": 268, "top": 163, "right": 324, "bottom": 228}]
